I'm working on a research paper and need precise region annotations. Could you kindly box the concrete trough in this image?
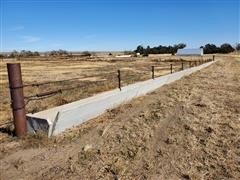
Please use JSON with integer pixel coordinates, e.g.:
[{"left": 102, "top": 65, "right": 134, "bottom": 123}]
[{"left": 27, "top": 61, "right": 215, "bottom": 136}]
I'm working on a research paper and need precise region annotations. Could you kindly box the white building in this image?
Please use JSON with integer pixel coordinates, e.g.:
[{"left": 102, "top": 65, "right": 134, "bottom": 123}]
[{"left": 177, "top": 48, "right": 203, "bottom": 56}]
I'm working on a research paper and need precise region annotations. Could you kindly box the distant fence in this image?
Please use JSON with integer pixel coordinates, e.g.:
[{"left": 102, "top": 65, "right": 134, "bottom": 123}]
[{"left": 3, "top": 56, "right": 215, "bottom": 137}]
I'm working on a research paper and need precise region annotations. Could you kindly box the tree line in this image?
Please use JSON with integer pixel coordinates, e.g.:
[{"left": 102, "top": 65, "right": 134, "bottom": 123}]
[
  {"left": 201, "top": 43, "right": 237, "bottom": 54},
  {"left": 134, "top": 43, "right": 239, "bottom": 55},
  {"left": 5, "top": 50, "right": 40, "bottom": 58},
  {"left": 134, "top": 43, "right": 186, "bottom": 55},
  {"left": 0, "top": 43, "right": 239, "bottom": 58},
  {"left": 0, "top": 49, "right": 71, "bottom": 58},
  {"left": 0, "top": 50, "right": 95, "bottom": 58}
]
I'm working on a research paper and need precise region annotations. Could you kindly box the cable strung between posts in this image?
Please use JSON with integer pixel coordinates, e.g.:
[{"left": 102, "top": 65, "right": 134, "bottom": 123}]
[
  {"left": 23, "top": 62, "right": 198, "bottom": 104},
  {"left": 0, "top": 121, "right": 13, "bottom": 127},
  {"left": 24, "top": 80, "right": 109, "bottom": 102},
  {"left": 23, "top": 75, "right": 100, "bottom": 87},
  {"left": 23, "top": 70, "right": 116, "bottom": 88},
  {"left": 24, "top": 77, "right": 88, "bottom": 87}
]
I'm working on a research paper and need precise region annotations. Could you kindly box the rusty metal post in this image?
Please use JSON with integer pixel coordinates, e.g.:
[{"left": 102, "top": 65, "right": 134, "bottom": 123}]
[
  {"left": 117, "top": 69, "right": 121, "bottom": 91},
  {"left": 195, "top": 61, "right": 197, "bottom": 66},
  {"left": 151, "top": 66, "right": 154, "bottom": 79},
  {"left": 181, "top": 62, "right": 184, "bottom": 70},
  {"left": 170, "top": 64, "right": 173, "bottom": 74},
  {"left": 213, "top": 55, "right": 215, "bottom": 61},
  {"left": 7, "top": 63, "right": 27, "bottom": 137},
  {"left": 189, "top": 61, "right": 191, "bottom": 68}
]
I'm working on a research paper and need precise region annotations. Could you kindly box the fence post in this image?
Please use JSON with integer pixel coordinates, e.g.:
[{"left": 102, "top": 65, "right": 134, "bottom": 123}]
[
  {"left": 189, "top": 61, "right": 191, "bottom": 68},
  {"left": 7, "top": 63, "right": 27, "bottom": 137},
  {"left": 117, "top": 69, "right": 121, "bottom": 91},
  {"left": 213, "top": 55, "right": 215, "bottom": 61},
  {"left": 152, "top": 66, "right": 154, "bottom": 79},
  {"left": 195, "top": 61, "right": 197, "bottom": 66},
  {"left": 181, "top": 62, "right": 184, "bottom": 70},
  {"left": 170, "top": 64, "right": 173, "bottom": 74}
]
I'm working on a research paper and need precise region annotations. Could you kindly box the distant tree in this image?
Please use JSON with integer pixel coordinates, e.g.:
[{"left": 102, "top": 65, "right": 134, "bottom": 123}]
[
  {"left": 235, "top": 43, "right": 240, "bottom": 51},
  {"left": 203, "top": 44, "right": 219, "bottom": 54},
  {"left": 17, "top": 50, "right": 40, "bottom": 57},
  {"left": 58, "top": 49, "right": 68, "bottom": 55},
  {"left": 145, "top": 46, "right": 151, "bottom": 55},
  {"left": 33, "top": 51, "right": 40, "bottom": 56},
  {"left": 175, "top": 43, "right": 186, "bottom": 49},
  {"left": 49, "top": 50, "right": 57, "bottom": 56},
  {"left": 49, "top": 49, "right": 68, "bottom": 56},
  {"left": 82, "top": 51, "right": 91, "bottom": 57},
  {"left": 20, "top": 50, "right": 30, "bottom": 57},
  {"left": 219, "top": 43, "right": 235, "bottom": 53},
  {"left": 135, "top": 45, "right": 145, "bottom": 54},
  {"left": 135, "top": 43, "right": 187, "bottom": 55},
  {"left": 202, "top": 43, "right": 234, "bottom": 54},
  {"left": 9, "top": 50, "right": 19, "bottom": 58}
]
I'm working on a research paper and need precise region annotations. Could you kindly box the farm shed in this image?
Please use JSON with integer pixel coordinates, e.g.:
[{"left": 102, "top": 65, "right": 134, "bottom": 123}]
[{"left": 177, "top": 48, "right": 203, "bottom": 56}]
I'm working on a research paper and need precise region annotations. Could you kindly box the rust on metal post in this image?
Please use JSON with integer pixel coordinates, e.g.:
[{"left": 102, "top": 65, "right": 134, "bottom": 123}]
[
  {"left": 170, "top": 64, "right": 173, "bottom": 74},
  {"left": 213, "top": 55, "right": 215, "bottom": 61},
  {"left": 152, "top": 66, "right": 155, "bottom": 79},
  {"left": 195, "top": 61, "right": 197, "bottom": 66},
  {"left": 181, "top": 62, "right": 184, "bottom": 70},
  {"left": 117, "top": 70, "right": 121, "bottom": 91},
  {"left": 7, "top": 63, "right": 27, "bottom": 137}
]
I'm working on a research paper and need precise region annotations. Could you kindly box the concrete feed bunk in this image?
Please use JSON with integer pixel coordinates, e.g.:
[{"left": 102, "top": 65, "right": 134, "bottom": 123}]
[{"left": 27, "top": 61, "right": 215, "bottom": 136}]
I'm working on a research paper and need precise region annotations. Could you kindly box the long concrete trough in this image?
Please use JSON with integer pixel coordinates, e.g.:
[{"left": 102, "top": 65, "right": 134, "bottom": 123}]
[{"left": 27, "top": 61, "right": 215, "bottom": 136}]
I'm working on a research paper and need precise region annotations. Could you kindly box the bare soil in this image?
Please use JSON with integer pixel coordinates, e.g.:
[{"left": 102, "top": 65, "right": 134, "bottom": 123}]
[{"left": 0, "top": 56, "right": 239, "bottom": 179}]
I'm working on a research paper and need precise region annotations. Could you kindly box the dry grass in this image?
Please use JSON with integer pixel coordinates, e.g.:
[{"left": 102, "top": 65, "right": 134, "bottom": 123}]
[
  {"left": 0, "top": 54, "right": 212, "bottom": 139},
  {"left": 0, "top": 56, "right": 239, "bottom": 179}
]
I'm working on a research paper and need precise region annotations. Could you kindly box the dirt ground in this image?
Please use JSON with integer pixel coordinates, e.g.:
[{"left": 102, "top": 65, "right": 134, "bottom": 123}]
[{"left": 0, "top": 56, "right": 239, "bottom": 179}]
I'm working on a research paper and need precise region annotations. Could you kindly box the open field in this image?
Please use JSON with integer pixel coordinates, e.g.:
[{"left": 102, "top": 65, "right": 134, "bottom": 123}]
[
  {"left": 0, "top": 55, "right": 239, "bottom": 179},
  {"left": 0, "top": 55, "right": 213, "bottom": 139}
]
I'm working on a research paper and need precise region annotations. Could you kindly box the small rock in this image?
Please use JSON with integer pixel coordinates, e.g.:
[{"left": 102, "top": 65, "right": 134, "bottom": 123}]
[
  {"left": 128, "top": 150, "right": 135, "bottom": 158},
  {"left": 184, "top": 124, "right": 191, "bottom": 131},
  {"left": 182, "top": 174, "right": 191, "bottom": 180},
  {"left": 165, "top": 137, "right": 175, "bottom": 144},
  {"left": 83, "top": 144, "right": 93, "bottom": 152},
  {"left": 206, "top": 127, "right": 213, "bottom": 133}
]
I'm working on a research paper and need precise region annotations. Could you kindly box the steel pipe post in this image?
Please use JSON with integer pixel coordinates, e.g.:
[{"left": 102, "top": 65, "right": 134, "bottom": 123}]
[
  {"left": 7, "top": 63, "right": 27, "bottom": 137},
  {"left": 152, "top": 66, "right": 155, "bottom": 79},
  {"left": 117, "top": 70, "right": 121, "bottom": 91}
]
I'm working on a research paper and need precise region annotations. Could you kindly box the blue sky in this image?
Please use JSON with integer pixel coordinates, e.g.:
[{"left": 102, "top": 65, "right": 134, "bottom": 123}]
[{"left": 1, "top": 0, "right": 239, "bottom": 52}]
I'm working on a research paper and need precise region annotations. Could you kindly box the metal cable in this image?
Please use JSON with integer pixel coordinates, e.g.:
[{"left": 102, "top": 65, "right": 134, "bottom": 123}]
[
  {"left": 23, "top": 77, "right": 84, "bottom": 87},
  {"left": 0, "top": 121, "right": 13, "bottom": 127},
  {"left": 24, "top": 80, "right": 108, "bottom": 101},
  {"left": 23, "top": 74, "right": 108, "bottom": 88}
]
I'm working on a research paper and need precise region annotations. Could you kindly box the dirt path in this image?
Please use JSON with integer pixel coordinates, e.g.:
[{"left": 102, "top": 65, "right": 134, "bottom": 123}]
[{"left": 0, "top": 57, "right": 239, "bottom": 180}]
